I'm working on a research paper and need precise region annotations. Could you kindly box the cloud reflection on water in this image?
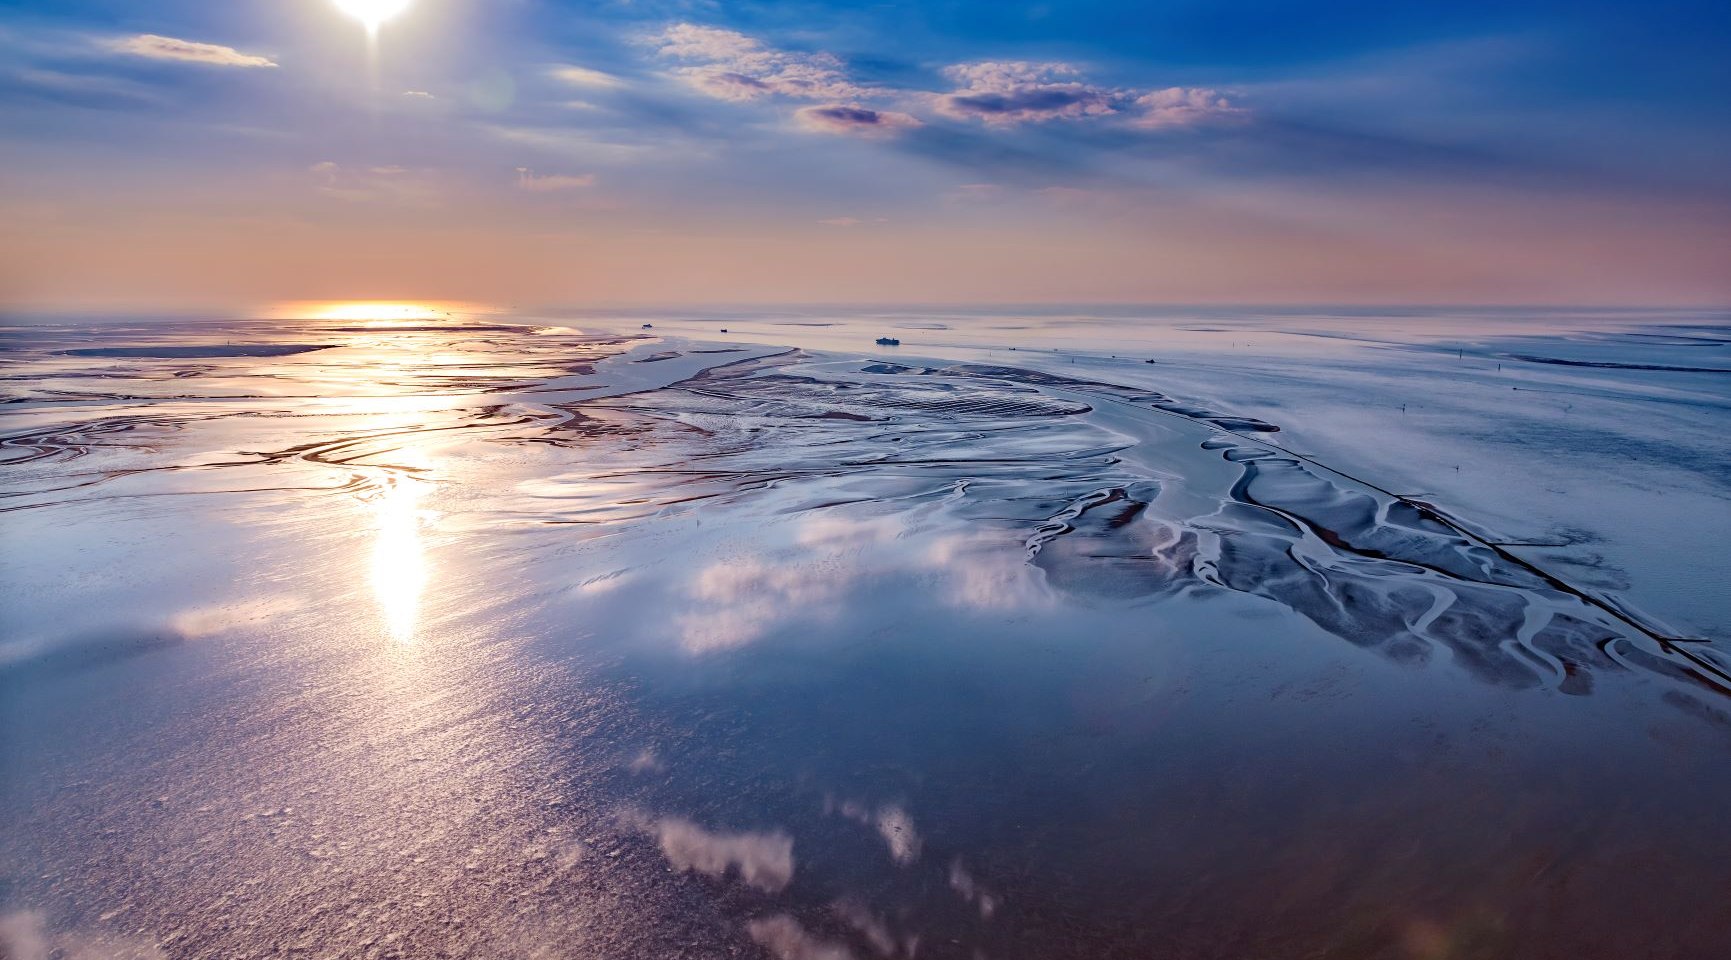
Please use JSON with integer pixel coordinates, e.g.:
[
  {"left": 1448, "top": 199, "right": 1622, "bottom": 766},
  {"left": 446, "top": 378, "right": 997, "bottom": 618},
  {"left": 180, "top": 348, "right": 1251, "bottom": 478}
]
[
  {"left": 640, "top": 816, "right": 795, "bottom": 893},
  {"left": 677, "top": 557, "right": 847, "bottom": 653},
  {"left": 674, "top": 515, "right": 1047, "bottom": 654},
  {"left": 0, "top": 910, "right": 166, "bottom": 960},
  {"left": 747, "top": 914, "right": 857, "bottom": 960}
]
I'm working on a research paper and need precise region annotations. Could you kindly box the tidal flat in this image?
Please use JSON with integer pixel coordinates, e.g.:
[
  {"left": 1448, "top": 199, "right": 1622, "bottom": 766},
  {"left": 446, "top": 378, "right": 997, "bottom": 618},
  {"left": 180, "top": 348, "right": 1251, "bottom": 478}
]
[{"left": 2, "top": 306, "right": 1728, "bottom": 959}]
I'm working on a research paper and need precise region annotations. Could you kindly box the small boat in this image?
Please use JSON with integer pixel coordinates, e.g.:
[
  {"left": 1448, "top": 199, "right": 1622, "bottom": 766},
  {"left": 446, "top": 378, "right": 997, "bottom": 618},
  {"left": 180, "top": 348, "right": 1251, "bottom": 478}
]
[
  {"left": 719, "top": 328, "right": 728, "bottom": 333},
  {"left": 642, "top": 323, "right": 654, "bottom": 329},
  {"left": 875, "top": 337, "right": 901, "bottom": 346}
]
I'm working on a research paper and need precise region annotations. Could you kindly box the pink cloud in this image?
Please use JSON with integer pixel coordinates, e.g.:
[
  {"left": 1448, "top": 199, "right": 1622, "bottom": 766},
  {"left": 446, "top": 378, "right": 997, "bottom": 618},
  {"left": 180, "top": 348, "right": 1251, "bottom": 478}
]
[
  {"left": 654, "top": 23, "right": 866, "bottom": 102},
  {"left": 654, "top": 23, "right": 762, "bottom": 62},
  {"left": 935, "top": 61, "right": 1250, "bottom": 130},
  {"left": 515, "top": 168, "right": 596, "bottom": 191}
]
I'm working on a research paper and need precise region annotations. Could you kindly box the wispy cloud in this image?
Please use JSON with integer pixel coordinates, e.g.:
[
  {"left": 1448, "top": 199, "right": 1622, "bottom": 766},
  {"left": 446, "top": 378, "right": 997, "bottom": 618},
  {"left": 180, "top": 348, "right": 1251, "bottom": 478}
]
[
  {"left": 9, "top": 67, "right": 160, "bottom": 109},
  {"left": 944, "top": 182, "right": 1005, "bottom": 205},
  {"left": 308, "top": 161, "right": 440, "bottom": 205},
  {"left": 515, "top": 168, "right": 596, "bottom": 191},
  {"left": 485, "top": 124, "right": 661, "bottom": 163},
  {"left": 102, "top": 34, "right": 277, "bottom": 68},
  {"left": 548, "top": 64, "right": 623, "bottom": 89}
]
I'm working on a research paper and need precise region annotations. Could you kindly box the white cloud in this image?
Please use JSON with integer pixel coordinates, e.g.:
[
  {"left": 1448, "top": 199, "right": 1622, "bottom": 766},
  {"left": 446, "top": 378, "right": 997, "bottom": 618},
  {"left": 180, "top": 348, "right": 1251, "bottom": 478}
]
[
  {"left": 103, "top": 34, "right": 276, "bottom": 68},
  {"left": 548, "top": 64, "right": 623, "bottom": 89}
]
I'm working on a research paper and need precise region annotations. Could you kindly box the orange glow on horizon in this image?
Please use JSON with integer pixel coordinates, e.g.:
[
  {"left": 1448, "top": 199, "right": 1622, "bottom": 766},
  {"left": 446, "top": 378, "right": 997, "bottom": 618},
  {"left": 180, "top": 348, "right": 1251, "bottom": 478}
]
[{"left": 270, "top": 300, "right": 496, "bottom": 324}]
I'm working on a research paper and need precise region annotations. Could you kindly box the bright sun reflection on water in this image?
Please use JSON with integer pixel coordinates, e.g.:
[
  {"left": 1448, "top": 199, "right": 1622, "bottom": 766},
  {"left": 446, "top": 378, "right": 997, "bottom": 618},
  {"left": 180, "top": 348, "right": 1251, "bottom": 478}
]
[
  {"left": 370, "top": 473, "right": 432, "bottom": 644},
  {"left": 321, "top": 302, "right": 445, "bottom": 322},
  {"left": 268, "top": 300, "right": 496, "bottom": 325}
]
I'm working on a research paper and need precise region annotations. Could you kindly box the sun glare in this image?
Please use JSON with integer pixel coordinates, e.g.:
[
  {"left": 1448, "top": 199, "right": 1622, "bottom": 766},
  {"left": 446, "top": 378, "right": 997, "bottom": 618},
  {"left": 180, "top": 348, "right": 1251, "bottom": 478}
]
[
  {"left": 371, "top": 472, "right": 431, "bottom": 645},
  {"left": 268, "top": 301, "right": 495, "bottom": 325},
  {"left": 333, "top": 0, "right": 414, "bottom": 33},
  {"left": 310, "top": 302, "right": 448, "bottom": 322}
]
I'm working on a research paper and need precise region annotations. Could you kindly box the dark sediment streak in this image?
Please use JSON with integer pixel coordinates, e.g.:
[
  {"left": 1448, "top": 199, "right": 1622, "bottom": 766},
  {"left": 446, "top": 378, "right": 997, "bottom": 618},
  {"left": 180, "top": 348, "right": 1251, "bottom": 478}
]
[{"left": 1505, "top": 353, "right": 1731, "bottom": 374}]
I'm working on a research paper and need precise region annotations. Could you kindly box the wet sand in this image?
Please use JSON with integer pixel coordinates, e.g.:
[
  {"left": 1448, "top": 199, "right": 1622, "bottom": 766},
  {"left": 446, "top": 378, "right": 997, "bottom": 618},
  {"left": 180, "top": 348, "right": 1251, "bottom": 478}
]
[{"left": 2, "top": 308, "right": 1728, "bottom": 958}]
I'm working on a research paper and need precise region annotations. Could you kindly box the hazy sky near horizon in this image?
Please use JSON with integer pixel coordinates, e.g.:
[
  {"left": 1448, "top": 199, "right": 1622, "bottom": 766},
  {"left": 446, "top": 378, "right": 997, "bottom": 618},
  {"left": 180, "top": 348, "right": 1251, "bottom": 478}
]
[{"left": 1, "top": 0, "right": 1728, "bottom": 308}]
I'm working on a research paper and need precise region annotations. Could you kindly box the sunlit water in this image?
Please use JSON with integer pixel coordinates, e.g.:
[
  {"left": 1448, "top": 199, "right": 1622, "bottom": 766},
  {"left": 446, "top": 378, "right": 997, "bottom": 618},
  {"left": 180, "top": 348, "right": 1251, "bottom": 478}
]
[{"left": 1, "top": 305, "right": 1728, "bottom": 958}]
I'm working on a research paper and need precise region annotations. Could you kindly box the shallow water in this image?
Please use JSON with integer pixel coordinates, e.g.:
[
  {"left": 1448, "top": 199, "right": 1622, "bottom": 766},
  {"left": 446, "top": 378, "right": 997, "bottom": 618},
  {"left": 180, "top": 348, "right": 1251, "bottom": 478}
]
[{"left": 2, "top": 307, "right": 1728, "bottom": 959}]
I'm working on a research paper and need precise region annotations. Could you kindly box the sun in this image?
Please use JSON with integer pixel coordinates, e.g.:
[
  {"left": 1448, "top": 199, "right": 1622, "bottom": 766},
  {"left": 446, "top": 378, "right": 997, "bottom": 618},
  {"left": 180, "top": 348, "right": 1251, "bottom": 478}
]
[{"left": 332, "top": 0, "right": 414, "bottom": 33}]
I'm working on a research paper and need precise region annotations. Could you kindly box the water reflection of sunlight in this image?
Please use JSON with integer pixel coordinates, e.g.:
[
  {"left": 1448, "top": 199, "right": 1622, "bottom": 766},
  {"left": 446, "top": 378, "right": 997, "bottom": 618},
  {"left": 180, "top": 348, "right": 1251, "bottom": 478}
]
[
  {"left": 270, "top": 300, "right": 494, "bottom": 325},
  {"left": 318, "top": 302, "right": 447, "bottom": 323},
  {"left": 370, "top": 472, "right": 432, "bottom": 644}
]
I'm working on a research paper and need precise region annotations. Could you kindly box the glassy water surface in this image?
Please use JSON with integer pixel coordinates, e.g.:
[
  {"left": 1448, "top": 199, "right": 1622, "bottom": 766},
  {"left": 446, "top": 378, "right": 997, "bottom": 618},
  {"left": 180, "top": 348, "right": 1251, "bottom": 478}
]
[{"left": 2, "top": 305, "right": 1728, "bottom": 958}]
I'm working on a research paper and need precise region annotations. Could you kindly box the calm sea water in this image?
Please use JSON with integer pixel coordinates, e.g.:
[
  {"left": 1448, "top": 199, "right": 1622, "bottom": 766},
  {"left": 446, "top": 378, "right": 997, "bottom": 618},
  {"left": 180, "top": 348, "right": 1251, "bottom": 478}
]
[{"left": 2, "top": 305, "right": 1728, "bottom": 958}]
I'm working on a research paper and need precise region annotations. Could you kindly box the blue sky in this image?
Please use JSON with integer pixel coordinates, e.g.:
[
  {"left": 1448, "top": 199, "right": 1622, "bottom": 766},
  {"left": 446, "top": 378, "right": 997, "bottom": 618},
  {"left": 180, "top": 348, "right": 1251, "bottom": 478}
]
[{"left": 1, "top": 0, "right": 1727, "bottom": 306}]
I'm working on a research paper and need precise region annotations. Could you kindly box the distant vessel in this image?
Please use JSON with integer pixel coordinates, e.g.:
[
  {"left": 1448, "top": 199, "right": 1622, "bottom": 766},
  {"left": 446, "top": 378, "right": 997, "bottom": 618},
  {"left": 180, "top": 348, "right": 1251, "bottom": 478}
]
[
  {"left": 875, "top": 337, "right": 901, "bottom": 346},
  {"left": 642, "top": 323, "right": 654, "bottom": 329}
]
